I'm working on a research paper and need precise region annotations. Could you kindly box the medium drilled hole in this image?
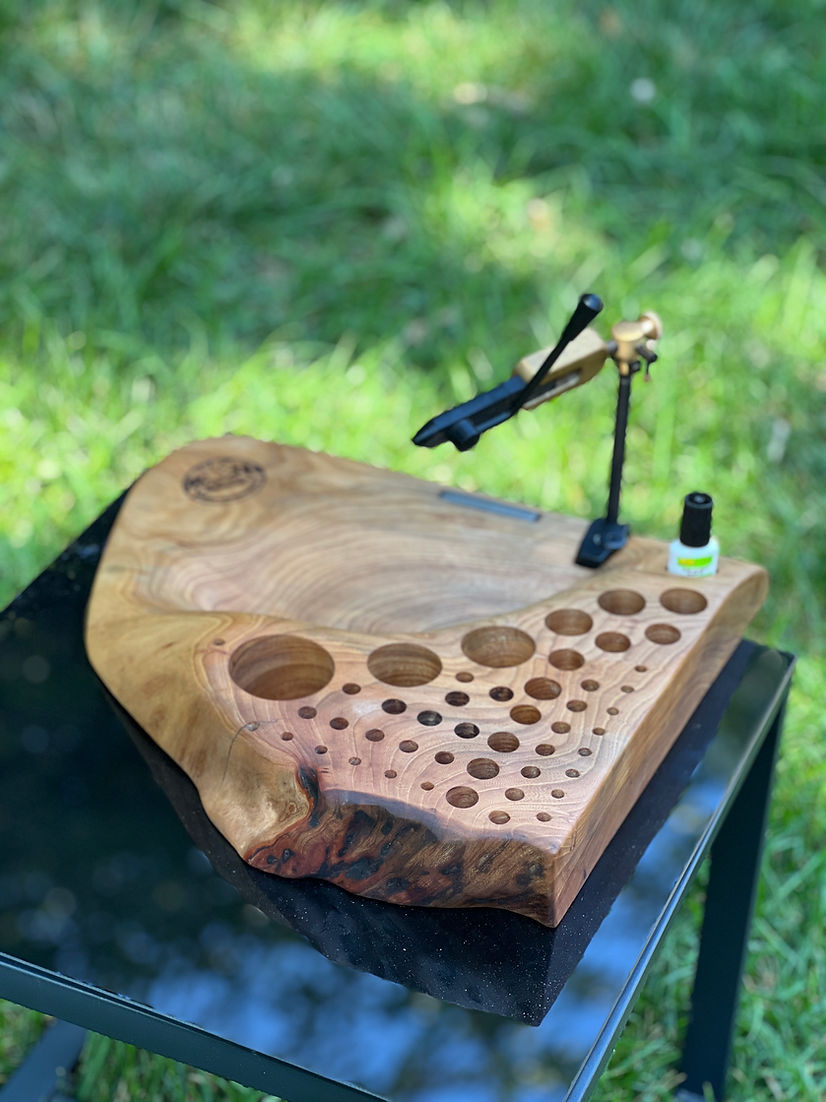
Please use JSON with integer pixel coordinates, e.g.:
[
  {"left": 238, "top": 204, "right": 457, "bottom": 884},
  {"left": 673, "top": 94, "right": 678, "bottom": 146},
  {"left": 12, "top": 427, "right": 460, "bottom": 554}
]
[
  {"left": 545, "top": 608, "right": 593, "bottom": 635},
  {"left": 315, "top": 745, "right": 327, "bottom": 754},
  {"left": 342, "top": 683, "right": 361, "bottom": 695},
  {"left": 281, "top": 731, "right": 293, "bottom": 741},
  {"left": 461, "top": 626, "right": 535, "bottom": 668},
  {"left": 385, "top": 769, "right": 397, "bottom": 778},
  {"left": 467, "top": 758, "right": 500, "bottom": 780},
  {"left": 455, "top": 722, "right": 479, "bottom": 738},
  {"left": 565, "top": 768, "right": 580, "bottom": 778},
  {"left": 487, "top": 731, "right": 520, "bottom": 752},
  {"left": 505, "top": 788, "right": 525, "bottom": 801},
  {"left": 382, "top": 698, "right": 407, "bottom": 714},
  {"left": 455, "top": 671, "right": 474, "bottom": 682},
  {"left": 525, "top": 677, "right": 561, "bottom": 700},
  {"left": 489, "top": 686, "right": 514, "bottom": 702},
  {"left": 349, "top": 756, "right": 361, "bottom": 765},
  {"left": 521, "top": 765, "right": 541, "bottom": 778},
  {"left": 548, "top": 649, "right": 585, "bottom": 670},
  {"left": 660, "top": 588, "right": 708, "bottom": 615},
  {"left": 551, "top": 789, "right": 565, "bottom": 799},
  {"left": 607, "top": 706, "right": 620, "bottom": 715},
  {"left": 400, "top": 740, "right": 418, "bottom": 753},
  {"left": 621, "top": 685, "right": 634, "bottom": 693},
  {"left": 367, "top": 643, "right": 442, "bottom": 686},
  {"left": 421, "top": 781, "right": 434, "bottom": 791},
  {"left": 489, "top": 810, "right": 510, "bottom": 824},
  {"left": 417, "top": 710, "right": 442, "bottom": 726},
  {"left": 578, "top": 747, "right": 592, "bottom": 756},
  {"left": 510, "top": 705, "right": 541, "bottom": 725},
  {"left": 596, "top": 632, "right": 631, "bottom": 653},
  {"left": 646, "top": 623, "right": 682, "bottom": 645},
  {"left": 536, "top": 744, "right": 556, "bottom": 756},
  {"left": 365, "top": 729, "right": 385, "bottom": 742},
  {"left": 537, "top": 812, "right": 552, "bottom": 822},
  {"left": 581, "top": 679, "right": 600, "bottom": 692},
  {"left": 329, "top": 717, "right": 349, "bottom": 730},
  {"left": 435, "top": 751, "right": 454, "bottom": 764},
  {"left": 230, "top": 634, "right": 335, "bottom": 700},
  {"left": 298, "top": 706, "right": 317, "bottom": 719},
  {"left": 551, "top": 721, "right": 570, "bottom": 734},
  {"left": 593, "top": 727, "right": 606, "bottom": 736},
  {"left": 567, "top": 699, "right": 587, "bottom": 712},
  {"left": 445, "top": 691, "right": 469, "bottom": 707},
  {"left": 446, "top": 786, "right": 479, "bottom": 808},
  {"left": 598, "top": 589, "right": 645, "bottom": 615}
]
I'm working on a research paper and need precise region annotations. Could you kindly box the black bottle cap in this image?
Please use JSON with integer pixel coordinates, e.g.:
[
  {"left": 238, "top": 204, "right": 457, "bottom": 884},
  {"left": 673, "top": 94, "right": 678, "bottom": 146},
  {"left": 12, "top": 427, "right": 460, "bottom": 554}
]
[{"left": 679, "top": 492, "right": 713, "bottom": 547}]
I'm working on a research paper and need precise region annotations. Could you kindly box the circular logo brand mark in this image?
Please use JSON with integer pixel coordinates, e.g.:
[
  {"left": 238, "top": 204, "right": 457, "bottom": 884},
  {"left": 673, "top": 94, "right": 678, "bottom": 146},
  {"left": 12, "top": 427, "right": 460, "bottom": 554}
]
[{"left": 182, "top": 456, "right": 266, "bottom": 503}]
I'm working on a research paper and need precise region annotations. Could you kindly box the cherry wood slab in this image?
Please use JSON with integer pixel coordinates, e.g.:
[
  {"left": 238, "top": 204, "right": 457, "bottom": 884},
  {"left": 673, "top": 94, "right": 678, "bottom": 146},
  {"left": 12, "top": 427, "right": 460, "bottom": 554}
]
[{"left": 85, "top": 437, "right": 767, "bottom": 925}]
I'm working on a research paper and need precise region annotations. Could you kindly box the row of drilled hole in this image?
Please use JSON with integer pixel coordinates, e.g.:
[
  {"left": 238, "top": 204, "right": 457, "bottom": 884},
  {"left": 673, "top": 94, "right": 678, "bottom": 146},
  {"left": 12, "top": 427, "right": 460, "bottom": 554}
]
[{"left": 228, "top": 586, "right": 706, "bottom": 701}]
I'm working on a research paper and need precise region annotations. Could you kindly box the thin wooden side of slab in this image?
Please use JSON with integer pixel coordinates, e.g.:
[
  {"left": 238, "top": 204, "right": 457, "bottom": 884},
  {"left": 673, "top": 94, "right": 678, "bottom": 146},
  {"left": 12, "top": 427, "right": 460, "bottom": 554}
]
[{"left": 85, "top": 437, "right": 768, "bottom": 925}]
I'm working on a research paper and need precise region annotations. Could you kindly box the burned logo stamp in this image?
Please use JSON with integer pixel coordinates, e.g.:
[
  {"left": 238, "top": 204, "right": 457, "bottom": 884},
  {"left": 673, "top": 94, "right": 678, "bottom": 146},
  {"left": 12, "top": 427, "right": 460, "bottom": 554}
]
[{"left": 182, "top": 456, "right": 266, "bottom": 503}]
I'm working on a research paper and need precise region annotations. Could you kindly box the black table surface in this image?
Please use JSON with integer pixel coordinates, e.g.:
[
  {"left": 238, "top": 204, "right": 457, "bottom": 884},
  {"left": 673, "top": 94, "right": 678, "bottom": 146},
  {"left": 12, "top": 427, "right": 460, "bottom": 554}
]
[{"left": 0, "top": 499, "right": 793, "bottom": 1102}]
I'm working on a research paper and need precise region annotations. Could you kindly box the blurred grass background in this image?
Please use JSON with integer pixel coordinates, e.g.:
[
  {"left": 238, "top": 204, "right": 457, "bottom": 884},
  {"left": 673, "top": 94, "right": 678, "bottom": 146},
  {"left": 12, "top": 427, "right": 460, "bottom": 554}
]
[{"left": 0, "top": 0, "right": 823, "bottom": 1098}]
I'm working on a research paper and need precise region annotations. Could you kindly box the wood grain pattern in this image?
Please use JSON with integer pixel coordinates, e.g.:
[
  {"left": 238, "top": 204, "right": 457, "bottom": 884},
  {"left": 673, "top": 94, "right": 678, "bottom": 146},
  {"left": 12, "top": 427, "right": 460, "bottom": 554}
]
[{"left": 85, "top": 437, "right": 768, "bottom": 925}]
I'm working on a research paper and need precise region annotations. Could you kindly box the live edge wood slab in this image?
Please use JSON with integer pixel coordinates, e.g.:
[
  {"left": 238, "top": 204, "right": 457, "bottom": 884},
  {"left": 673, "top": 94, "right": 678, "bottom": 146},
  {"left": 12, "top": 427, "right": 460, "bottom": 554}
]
[{"left": 85, "top": 437, "right": 768, "bottom": 926}]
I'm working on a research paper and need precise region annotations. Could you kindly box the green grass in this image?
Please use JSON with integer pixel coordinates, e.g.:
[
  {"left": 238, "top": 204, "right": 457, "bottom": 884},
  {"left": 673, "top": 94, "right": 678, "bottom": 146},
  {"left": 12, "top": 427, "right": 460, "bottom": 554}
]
[{"left": 1, "top": 0, "right": 824, "bottom": 1098}]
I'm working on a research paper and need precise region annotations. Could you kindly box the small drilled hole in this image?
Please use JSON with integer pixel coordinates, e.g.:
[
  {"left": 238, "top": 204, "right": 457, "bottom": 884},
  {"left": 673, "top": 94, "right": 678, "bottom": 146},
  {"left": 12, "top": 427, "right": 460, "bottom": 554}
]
[
  {"left": 593, "top": 727, "right": 606, "bottom": 736},
  {"left": 446, "top": 786, "right": 479, "bottom": 808},
  {"left": 551, "top": 721, "right": 570, "bottom": 734},
  {"left": 467, "top": 758, "right": 500, "bottom": 780},
  {"left": 660, "top": 588, "right": 708, "bottom": 615},
  {"left": 567, "top": 699, "right": 587, "bottom": 712},
  {"left": 565, "top": 768, "right": 580, "bottom": 778},
  {"left": 213, "top": 638, "right": 225, "bottom": 646},
  {"left": 455, "top": 722, "right": 480, "bottom": 738},
  {"left": 510, "top": 705, "right": 541, "bottom": 725},
  {"left": 421, "top": 781, "right": 434, "bottom": 791},
  {"left": 521, "top": 765, "right": 541, "bottom": 778},
  {"left": 595, "top": 632, "right": 631, "bottom": 653},
  {"left": 367, "top": 643, "right": 442, "bottom": 686},
  {"left": 578, "top": 747, "right": 592, "bottom": 756},
  {"left": 435, "top": 751, "right": 454, "bottom": 764},
  {"left": 487, "top": 731, "right": 520, "bottom": 752},
  {"left": 365, "top": 729, "right": 385, "bottom": 742},
  {"left": 545, "top": 608, "right": 594, "bottom": 635},
  {"left": 581, "top": 679, "right": 600, "bottom": 692},
  {"left": 298, "top": 706, "right": 317, "bottom": 719},
  {"left": 315, "top": 745, "right": 327, "bottom": 754},
  {"left": 525, "top": 677, "right": 561, "bottom": 700},
  {"left": 549, "top": 649, "right": 585, "bottom": 670},
  {"left": 342, "top": 683, "right": 361, "bottom": 695},
  {"left": 505, "top": 788, "right": 525, "bottom": 801},
  {"left": 598, "top": 589, "right": 645, "bottom": 615},
  {"left": 489, "top": 686, "right": 514, "bottom": 701},
  {"left": 445, "top": 691, "right": 469, "bottom": 707},
  {"left": 551, "top": 789, "right": 565, "bottom": 799},
  {"left": 456, "top": 671, "right": 474, "bottom": 682},
  {"left": 382, "top": 698, "right": 407, "bottom": 714},
  {"left": 536, "top": 744, "right": 556, "bottom": 756},
  {"left": 621, "top": 685, "right": 634, "bottom": 693},
  {"left": 385, "top": 769, "right": 397, "bottom": 779},
  {"left": 417, "top": 710, "right": 442, "bottom": 726},
  {"left": 349, "top": 756, "right": 361, "bottom": 765},
  {"left": 635, "top": 665, "right": 648, "bottom": 673},
  {"left": 489, "top": 810, "right": 510, "bottom": 824},
  {"left": 281, "top": 731, "right": 294, "bottom": 741},
  {"left": 400, "top": 740, "right": 418, "bottom": 753},
  {"left": 461, "top": 625, "right": 535, "bottom": 668},
  {"left": 537, "top": 812, "right": 552, "bottom": 822},
  {"left": 330, "top": 717, "right": 349, "bottom": 730},
  {"left": 607, "top": 707, "right": 619, "bottom": 716},
  {"left": 646, "top": 623, "right": 682, "bottom": 645}
]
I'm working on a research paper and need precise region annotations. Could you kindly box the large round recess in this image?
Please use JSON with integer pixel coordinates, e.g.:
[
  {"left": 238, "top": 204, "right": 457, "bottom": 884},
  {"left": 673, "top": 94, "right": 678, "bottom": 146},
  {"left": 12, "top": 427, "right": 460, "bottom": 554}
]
[
  {"left": 660, "top": 588, "right": 708, "bottom": 615},
  {"left": 367, "top": 643, "right": 442, "bottom": 687},
  {"left": 229, "top": 634, "right": 334, "bottom": 700},
  {"left": 598, "top": 589, "right": 645, "bottom": 616},
  {"left": 461, "top": 626, "right": 535, "bottom": 668}
]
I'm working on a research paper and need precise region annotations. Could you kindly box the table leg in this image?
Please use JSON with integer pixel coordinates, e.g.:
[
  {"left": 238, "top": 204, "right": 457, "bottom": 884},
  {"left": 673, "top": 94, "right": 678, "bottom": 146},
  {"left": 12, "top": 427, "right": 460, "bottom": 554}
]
[{"left": 678, "top": 697, "right": 787, "bottom": 1101}]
